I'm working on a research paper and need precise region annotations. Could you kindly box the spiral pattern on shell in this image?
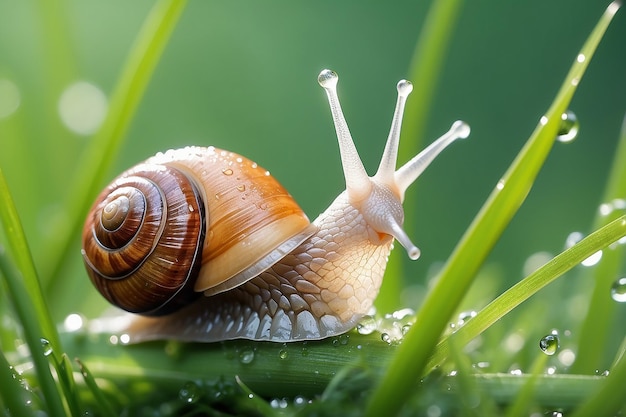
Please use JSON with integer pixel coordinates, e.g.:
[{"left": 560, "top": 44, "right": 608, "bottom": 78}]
[{"left": 81, "top": 164, "right": 205, "bottom": 316}]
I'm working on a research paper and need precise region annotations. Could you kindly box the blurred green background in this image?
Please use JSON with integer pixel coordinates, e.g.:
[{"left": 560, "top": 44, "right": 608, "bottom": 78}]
[{"left": 0, "top": 0, "right": 624, "bottom": 321}]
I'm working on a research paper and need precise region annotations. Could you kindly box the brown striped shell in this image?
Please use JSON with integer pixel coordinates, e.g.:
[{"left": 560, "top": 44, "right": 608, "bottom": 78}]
[{"left": 81, "top": 146, "right": 315, "bottom": 316}]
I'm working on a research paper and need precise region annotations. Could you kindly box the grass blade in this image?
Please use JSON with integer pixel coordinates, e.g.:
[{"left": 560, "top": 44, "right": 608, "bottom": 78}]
[
  {"left": 365, "top": 4, "right": 621, "bottom": 416},
  {"left": 76, "top": 358, "right": 118, "bottom": 417},
  {"left": 426, "top": 215, "right": 626, "bottom": 372},
  {"left": 571, "top": 112, "right": 626, "bottom": 374},
  {"left": 570, "top": 336, "right": 626, "bottom": 417},
  {"left": 41, "top": 0, "right": 188, "bottom": 300},
  {"left": 0, "top": 350, "right": 36, "bottom": 417},
  {"left": 0, "top": 247, "right": 66, "bottom": 415},
  {"left": 0, "top": 165, "right": 61, "bottom": 352}
]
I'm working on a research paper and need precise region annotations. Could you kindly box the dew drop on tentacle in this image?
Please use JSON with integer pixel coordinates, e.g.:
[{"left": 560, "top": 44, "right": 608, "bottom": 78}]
[{"left": 317, "top": 69, "right": 338, "bottom": 88}]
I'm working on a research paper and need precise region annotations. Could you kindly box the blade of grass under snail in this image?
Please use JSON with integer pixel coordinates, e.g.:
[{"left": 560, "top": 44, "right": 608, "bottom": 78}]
[
  {"left": 56, "top": 331, "right": 614, "bottom": 411},
  {"left": 570, "top": 113, "right": 626, "bottom": 374},
  {"left": 41, "top": 0, "right": 188, "bottom": 301},
  {"left": 0, "top": 248, "right": 67, "bottom": 416},
  {"left": 425, "top": 215, "right": 626, "bottom": 372},
  {"left": 380, "top": 0, "right": 466, "bottom": 313},
  {"left": 365, "top": 4, "right": 621, "bottom": 416}
]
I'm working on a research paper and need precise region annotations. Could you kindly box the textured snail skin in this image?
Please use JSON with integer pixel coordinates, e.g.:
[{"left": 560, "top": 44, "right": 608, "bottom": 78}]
[{"left": 127, "top": 191, "right": 391, "bottom": 342}]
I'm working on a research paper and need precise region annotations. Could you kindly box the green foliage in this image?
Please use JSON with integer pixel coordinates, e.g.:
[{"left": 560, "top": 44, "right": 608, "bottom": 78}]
[{"left": 0, "top": 0, "right": 624, "bottom": 415}]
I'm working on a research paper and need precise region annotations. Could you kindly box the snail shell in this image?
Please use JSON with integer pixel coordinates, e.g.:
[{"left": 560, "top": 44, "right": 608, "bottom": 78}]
[
  {"left": 82, "top": 69, "right": 470, "bottom": 342},
  {"left": 82, "top": 147, "right": 315, "bottom": 316}
]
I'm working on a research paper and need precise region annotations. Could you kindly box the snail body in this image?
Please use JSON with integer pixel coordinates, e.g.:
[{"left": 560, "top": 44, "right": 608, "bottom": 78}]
[{"left": 82, "top": 69, "right": 470, "bottom": 342}]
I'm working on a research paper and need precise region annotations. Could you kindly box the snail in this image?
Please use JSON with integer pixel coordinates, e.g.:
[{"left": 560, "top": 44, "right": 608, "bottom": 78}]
[{"left": 81, "top": 69, "right": 470, "bottom": 343}]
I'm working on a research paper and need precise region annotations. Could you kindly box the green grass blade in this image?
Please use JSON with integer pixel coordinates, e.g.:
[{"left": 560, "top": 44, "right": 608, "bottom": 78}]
[
  {"left": 0, "top": 247, "right": 66, "bottom": 416},
  {"left": 571, "top": 112, "right": 626, "bottom": 374},
  {"left": 504, "top": 354, "right": 549, "bottom": 417},
  {"left": 402, "top": 0, "right": 466, "bottom": 147},
  {"left": 365, "top": 4, "right": 621, "bottom": 416},
  {"left": 426, "top": 215, "right": 626, "bottom": 372},
  {"left": 76, "top": 358, "right": 118, "bottom": 417},
  {"left": 41, "top": 0, "right": 188, "bottom": 298},
  {"left": 53, "top": 353, "right": 82, "bottom": 417},
  {"left": 0, "top": 167, "right": 61, "bottom": 352},
  {"left": 0, "top": 350, "right": 36, "bottom": 417},
  {"left": 570, "top": 336, "right": 626, "bottom": 417},
  {"left": 380, "top": 0, "right": 466, "bottom": 313}
]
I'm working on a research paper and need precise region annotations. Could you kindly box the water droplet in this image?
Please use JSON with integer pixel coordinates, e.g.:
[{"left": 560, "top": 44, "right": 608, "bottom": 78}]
[
  {"left": 63, "top": 313, "right": 85, "bottom": 332},
  {"left": 599, "top": 198, "right": 626, "bottom": 216},
  {"left": 581, "top": 250, "right": 603, "bottom": 267},
  {"left": 556, "top": 110, "right": 579, "bottom": 143},
  {"left": 577, "top": 53, "right": 586, "bottom": 63},
  {"left": 457, "top": 311, "right": 477, "bottom": 326},
  {"left": 610, "top": 277, "right": 626, "bottom": 302},
  {"left": 392, "top": 308, "right": 415, "bottom": 320},
  {"left": 270, "top": 398, "right": 289, "bottom": 409},
  {"left": 496, "top": 179, "right": 505, "bottom": 190},
  {"left": 557, "top": 348, "right": 576, "bottom": 366},
  {"left": 539, "top": 334, "right": 560, "bottom": 355},
  {"left": 278, "top": 349, "right": 289, "bottom": 360},
  {"left": 565, "top": 231, "right": 584, "bottom": 248},
  {"left": 40, "top": 338, "right": 53, "bottom": 356},
  {"left": 222, "top": 168, "right": 233, "bottom": 176},
  {"left": 317, "top": 69, "right": 338, "bottom": 88},
  {"left": 381, "top": 333, "right": 391, "bottom": 344},
  {"left": 178, "top": 381, "right": 200, "bottom": 404},
  {"left": 356, "top": 315, "right": 377, "bottom": 335},
  {"left": 239, "top": 349, "right": 255, "bottom": 364},
  {"left": 237, "top": 184, "right": 246, "bottom": 192},
  {"left": 401, "top": 324, "right": 411, "bottom": 335},
  {"left": 293, "top": 395, "right": 308, "bottom": 406},
  {"left": 58, "top": 80, "right": 108, "bottom": 135},
  {"left": 396, "top": 80, "right": 413, "bottom": 97}
]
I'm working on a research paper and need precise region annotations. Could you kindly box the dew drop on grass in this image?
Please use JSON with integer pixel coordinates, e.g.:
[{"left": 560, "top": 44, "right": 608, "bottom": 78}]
[
  {"left": 40, "top": 338, "right": 52, "bottom": 356},
  {"left": 356, "top": 315, "right": 377, "bottom": 335},
  {"left": 278, "top": 349, "right": 289, "bottom": 360},
  {"left": 610, "top": 277, "right": 626, "bottom": 302},
  {"left": 457, "top": 311, "right": 477, "bottom": 326},
  {"left": 581, "top": 250, "right": 603, "bottom": 267},
  {"left": 556, "top": 110, "right": 579, "bottom": 143},
  {"left": 178, "top": 381, "right": 200, "bottom": 404},
  {"left": 239, "top": 349, "right": 255, "bottom": 364},
  {"left": 539, "top": 334, "right": 560, "bottom": 355}
]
